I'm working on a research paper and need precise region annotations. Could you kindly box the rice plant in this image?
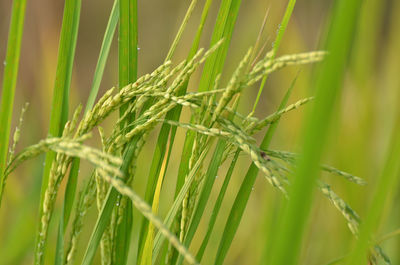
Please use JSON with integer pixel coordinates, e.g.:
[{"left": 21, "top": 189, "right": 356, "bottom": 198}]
[{"left": 1, "top": 0, "right": 399, "bottom": 265}]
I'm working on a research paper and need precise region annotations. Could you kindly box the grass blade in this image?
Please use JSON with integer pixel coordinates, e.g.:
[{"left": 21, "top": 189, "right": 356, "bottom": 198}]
[
  {"left": 211, "top": 2, "right": 297, "bottom": 263},
  {"left": 81, "top": 140, "right": 138, "bottom": 265},
  {"left": 259, "top": 77, "right": 299, "bottom": 265},
  {"left": 165, "top": 0, "right": 198, "bottom": 62},
  {"left": 0, "top": 0, "right": 27, "bottom": 206},
  {"left": 137, "top": 0, "right": 213, "bottom": 262},
  {"left": 113, "top": 0, "right": 138, "bottom": 263},
  {"left": 197, "top": 0, "right": 242, "bottom": 93},
  {"left": 34, "top": 0, "right": 82, "bottom": 263},
  {"left": 152, "top": 144, "right": 212, "bottom": 263},
  {"left": 175, "top": 140, "right": 226, "bottom": 265},
  {"left": 196, "top": 150, "right": 240, "bottom": 261},
  {"left": 169, "top": 0, "right": 243, "bottom": 253},
  {"left": 140, "top": 141, "right": 169, "bottom": 265},
  {"left": 263, "top": 73, "right": 298, "bottom": 146},
  {"left": 53, "top": 2, "right": 119, "bottom": 264},
  {"left": 114, "top": 201, "right": 133, "bottom": 265},
  {"left": 175, "top": 0, "right": 243, "bottom": 189},
  {"left": 251, "top": 0, "right": 296, "bottom": 114},
  {"left": 85, "top": 0, "right": 119, "bottom": 113},
  {"left": 118, "top": 0, "right": 137, "bottom": 117},
  {"left": 213, "top": 71, "right": 298, "bottom": 265},
  {"left": 268, "top": 0, "right": 363, "bottom": 264},
  {"left": 170, "top": 3, "right": 243, "bottom": 261},
  {"left": 95, "top": 169, "right": 199, "bottom": 265},
  {"left": 167, "top": 0, "right": 214, "bottom": 196}
]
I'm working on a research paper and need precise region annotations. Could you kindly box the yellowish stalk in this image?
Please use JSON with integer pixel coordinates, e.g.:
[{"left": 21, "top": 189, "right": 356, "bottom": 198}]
[{"left": 140, "top": 140, "right": 170, "bottom": 265}]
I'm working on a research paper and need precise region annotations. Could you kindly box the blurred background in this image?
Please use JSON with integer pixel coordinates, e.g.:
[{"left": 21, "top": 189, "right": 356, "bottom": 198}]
[{"left": 0, "top": 0, "right": 399, "bottom": 264}]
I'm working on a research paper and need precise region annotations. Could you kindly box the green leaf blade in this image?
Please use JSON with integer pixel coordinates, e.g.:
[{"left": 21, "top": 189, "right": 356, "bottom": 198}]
[
  {"left": 0, "top": 0, "right": 27, "bottom": 205},
  {"left": 34, "top": 0, "right": 82, "bottom": 263}
]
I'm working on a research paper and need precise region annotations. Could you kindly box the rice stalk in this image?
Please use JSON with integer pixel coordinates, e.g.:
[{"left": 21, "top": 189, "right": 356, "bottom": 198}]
[{"left": 0, "top": 0, "right": 27, "bottom": 206}]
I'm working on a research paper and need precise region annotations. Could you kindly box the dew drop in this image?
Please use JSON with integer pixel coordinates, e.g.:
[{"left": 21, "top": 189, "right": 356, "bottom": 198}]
[
  {"left": 3, "top": 61, "right": 6, "bottom": 66},
  {"left": 252, "top": 186, "right": 255, "bottom": 191},
  {"left": 215, "top": 175, "right": 218, "bottom": 179},
  {"left": 137, "top": 47, "right": 141, "bottom": 51},
  {"left": 277, "top": 24, "right": 281, "bottom": 34}
]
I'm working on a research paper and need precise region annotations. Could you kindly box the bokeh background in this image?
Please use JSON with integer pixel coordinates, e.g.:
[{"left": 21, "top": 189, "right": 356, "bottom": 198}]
[{"left": 0, "top": 0, "right": 399, "bottom": 264}]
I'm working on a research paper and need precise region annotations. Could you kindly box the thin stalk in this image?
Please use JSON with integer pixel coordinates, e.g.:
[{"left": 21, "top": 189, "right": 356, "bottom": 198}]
[
  {"left": 209, "top": 2, "right": 298, "bottom": 263},
  {"left": 85, "top": 0, "right": 119, "bottom": 114},
  {"left": 54, "top": 1, "right": 119, "bottom": 264},
  {"left": 192, "top": 17, "right": 272, "bottom": 260},
  {"left": 0, "top": 0, "right": 27, "bottom": 206},
  {"left": 81, "top": 139, "right": 138, "bottom": 265},
  {"left": 213, "top": 73, "right": 298, "bottom": 265},
  {"left": 175, "top": 140, "right": 226, "bottom": 265},
  {"left": 137, "top": 0, "right": 213, "bottom": 262},
  {"left": 165, "top": 0, "right": 198, "bottom": 62},
  {"left": 152, "top": 143, "right": 213, "bottom": 264},
  {"left": 251, "top": 0, "right": 296, "bottom": 115},
  {"left": 118, "top": 0, "right": 137, "bottom": 117},
  {"left": 169, "top": 1, "right": 242, "bottom": 262},
  {"left": 34, "top": 0, "right": 82, "bottom": 263},
  {"left": 140, "top": 141, "right": 170, "bottom": 265},
  {"left": 173, "top": 0, "right": 242, "bottom": 250},
  {"left": 113, "top": 0, "right": 138, "bottom": 264},
  {"left": 377, "top": 228, "right": 400, "bottom": 245},
  {"left": 260, "top": 74, "right": 298, "bottom": 264},
  {"left": 196, "top": 150, "right": 240, "bottom": 261}
]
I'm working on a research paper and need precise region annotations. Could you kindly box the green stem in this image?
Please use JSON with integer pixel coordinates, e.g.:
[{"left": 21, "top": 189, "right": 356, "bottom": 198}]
[
  {"left": 0, "top": 0, "right": 27, "bottom": 206},
  {"left": 251, "top": 0, "right": 296, "bottom": 114}
]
